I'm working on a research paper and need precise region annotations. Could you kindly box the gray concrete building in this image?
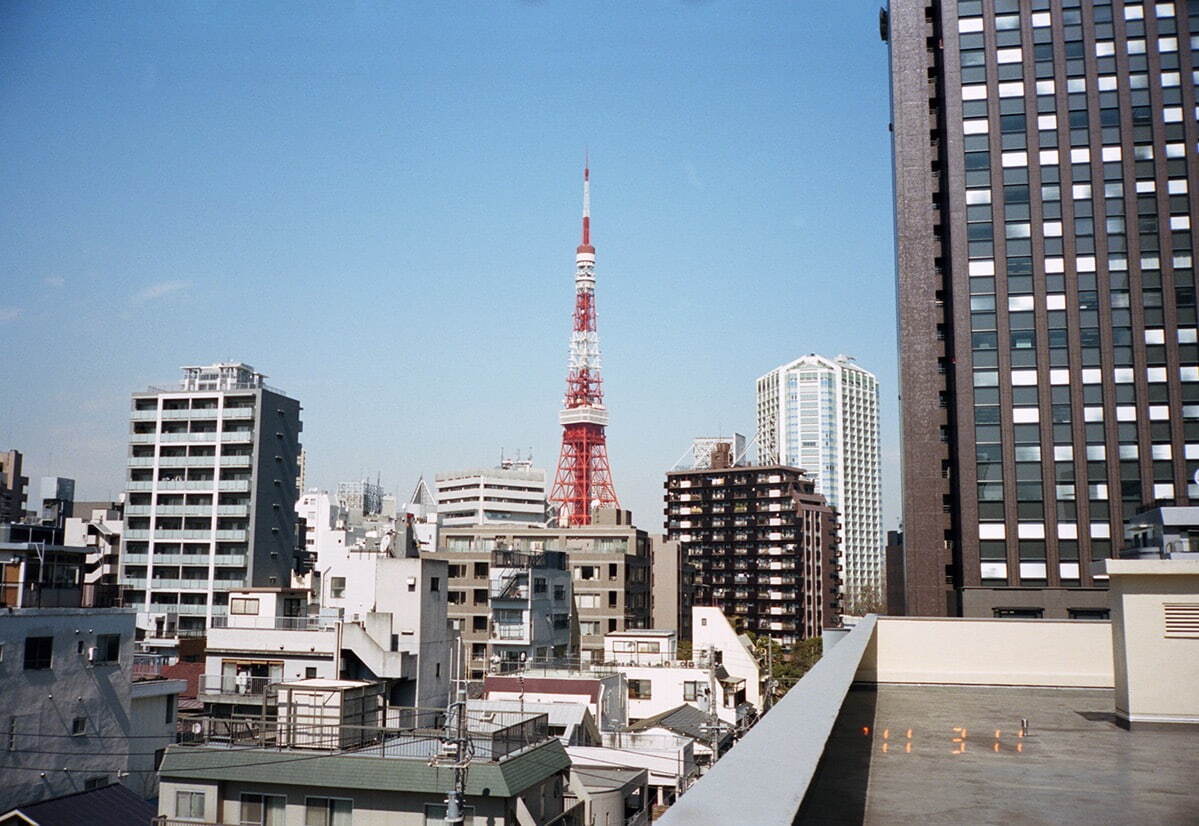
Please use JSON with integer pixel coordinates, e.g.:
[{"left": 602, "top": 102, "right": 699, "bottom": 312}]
[
  {"left": 430, "top": 509, "right": 652, "bottom": 677},
  {"left": 650, "top": 534, "right": 695, "bottom": 640},
  {"left": 886, "top": 0, "right": 1199, "bottom": 617},
  {"left": 121, "top": 363, "right": 302, "bottom": 638}
]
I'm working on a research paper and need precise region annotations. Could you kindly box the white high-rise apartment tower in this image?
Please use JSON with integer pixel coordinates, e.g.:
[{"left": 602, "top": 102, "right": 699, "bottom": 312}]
[
  {"left": 121, "top": 363, "right": 302, "bottom": 638},
  {"left": 757, "top": 354, "right": 882, "bottom": 605}
]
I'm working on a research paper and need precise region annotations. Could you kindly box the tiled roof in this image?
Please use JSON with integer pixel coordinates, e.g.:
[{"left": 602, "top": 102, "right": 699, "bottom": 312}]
[{"left": 0, "top": 782, "right": 155, "bottom": 826}]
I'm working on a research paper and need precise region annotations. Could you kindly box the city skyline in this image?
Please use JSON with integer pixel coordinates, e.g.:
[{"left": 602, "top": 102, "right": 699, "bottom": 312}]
[{"left": 0, "top": 3, "right": 899, "bottom": 532}]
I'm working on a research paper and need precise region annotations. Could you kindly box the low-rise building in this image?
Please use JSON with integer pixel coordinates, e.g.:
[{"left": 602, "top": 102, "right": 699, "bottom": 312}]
[
  {"left": 157, "top": 706, "right": 576, "bottom": 825},
  {"left": 487, "top": 549, "right": 572, "bottom": 672},
  {"left": 0, "top": 537, "right": 183, "bottom": 810},
  {"left": 432, "top": 509, "right": 652, "bottom": 675},
  {"left": 64, "top": 503, "right": 123, "bottom": 590},
  {"left": 569, "top": 733, "right": 697, "bottom": 810},
  {"left": 565, "top": 767, "right": 649, "bottom": 826},
  {"left": 435, "top": 461, "right": 549, "bottom": 528},
  {"left": 199, "top": 520, "right": 450, "bottom": 715},
  {"left": 482, "top": 670, "right": 629, "bottom": 733}
]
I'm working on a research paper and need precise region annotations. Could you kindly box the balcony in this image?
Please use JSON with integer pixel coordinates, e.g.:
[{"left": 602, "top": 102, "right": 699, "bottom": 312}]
[
  {"left": 218, "top": 479, "right": 250, "bottom": 492},
  {"left": 491, "top": 623, "right": 529, "bottom": 642},
  {"left": 216, "top": 504, "right": 249, "bottom": 517},
  {"left": 129, "top": 433, "right": 157, "bottom": 444},
  {"left": 151, "top": 578, "right": 212, "bottom": 590},
  {"left": 210, "top": 615, "right": 336, "bottom": 631},
  {"left": 213, "top": 554, "right": 248, "bottom": 566},
  {"left": 211, "top": 579, "right": 247, "bottom": 590},
  {"left": 159, "top": 431, "right": 219, "bottom": 443},
  {"left": 123, "top": 553, "right": 149, "bottom": 565},
  {"left": 154, "top": 479, "right": 215, "bottom": 491},
  {"left": 199, "top": 674, "right": 272, "bottom": 697},
  {"left": 220, "top": 430, "right": 254, "bottom": 442},
  {"left": 161, "top": 407, "right": 218, "bottom": 419},
  {"left": 215, "top": 529, "right": 247, "bottom": 541},
  {"left": 221, "top": 407, "right": 255, "bottom": 419},
  {"left": 130, "top": 410, "right": 159, "bottom": 421},
  {"left": 127, "top": 481, "right": 154, "bottom": 491},
  {"left": 151, "top": 553, "right": 211, "bottom": 565},
  {"left": 219, "top": 455, "right": 252, "bottom": 467},
  {"left": 127, "top": 456, "right": 155, "bottom": 467},
  {"left": 152, "top": 529, "right": 213, "bottom": 540}
]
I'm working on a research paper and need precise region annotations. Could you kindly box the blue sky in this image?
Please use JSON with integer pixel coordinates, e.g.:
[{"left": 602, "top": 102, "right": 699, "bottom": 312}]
[{"left": 0, "top": 1, "right": 899, "bottom": 532}]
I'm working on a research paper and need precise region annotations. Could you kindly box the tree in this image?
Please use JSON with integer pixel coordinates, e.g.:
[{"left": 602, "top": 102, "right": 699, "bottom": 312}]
[
  {"left": 748, "top": 633, "right": 823, "bottom": 705},
  {"left": 841, "top": 584, "right": 887, "bottom": 617}
]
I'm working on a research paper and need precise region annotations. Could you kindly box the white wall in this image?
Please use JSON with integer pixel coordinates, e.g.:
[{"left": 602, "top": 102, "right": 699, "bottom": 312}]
[
  {"left": 692, "top": 607, "right": 761, "bottom": 709},
  {"left": 857, "top": 617, "right": 1114, "bottom": 687}
]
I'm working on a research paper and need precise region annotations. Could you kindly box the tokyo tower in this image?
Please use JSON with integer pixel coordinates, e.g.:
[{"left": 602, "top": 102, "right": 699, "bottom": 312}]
[{"left": 550, "top": 161, "right": 620, "bottom": 526}]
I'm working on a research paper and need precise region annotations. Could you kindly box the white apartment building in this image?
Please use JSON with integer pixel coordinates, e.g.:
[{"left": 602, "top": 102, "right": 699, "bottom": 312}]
[
  {"left": 65, "top": 503, "right": 123, "bottom": 588},
  {"left": 121, "top": 363, "right": 302, "bottom": 639},
  {"left": 200, "top": 520, "right": 451, "bottom": 714},
  {"left": 757, "top": 354, "right": 883, "bottom": 605},
  {"left": 436, "top": 461, "right": 549, "bottom": 527}
]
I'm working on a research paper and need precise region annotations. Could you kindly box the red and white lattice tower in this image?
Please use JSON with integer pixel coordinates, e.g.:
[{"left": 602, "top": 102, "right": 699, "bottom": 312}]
[{"left": 550, "top": 161, "right": 620, "bottom": 526}]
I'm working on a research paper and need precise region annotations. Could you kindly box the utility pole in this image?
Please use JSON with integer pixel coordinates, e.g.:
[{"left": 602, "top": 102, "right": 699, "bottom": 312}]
[
  {"left": 436, "top": 635, "right": 472, "bottom": 824},
  {"left": 703, "top": 644, "right": 721, "bottom": 765},
  {"left": 765, "top": 639, "right": 774, "bottom": 712}
]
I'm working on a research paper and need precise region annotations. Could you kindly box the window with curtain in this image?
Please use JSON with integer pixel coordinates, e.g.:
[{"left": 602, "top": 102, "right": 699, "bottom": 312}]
[
  {"left": 240, "top": 793, "right": 286, "bottom": 826},
  {"left": 305, "top": 797, "right": 352, "bottom": 826}
]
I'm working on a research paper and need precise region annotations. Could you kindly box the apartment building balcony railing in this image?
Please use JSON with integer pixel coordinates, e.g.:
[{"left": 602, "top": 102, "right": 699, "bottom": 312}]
[
  {"left": 219, "top": 455, "right": 252, "bottom": 467},
  {"left": 151, "top": 578, "right": 212, "bottom": 591},
  {"left": 213, "top": 554, "right": 248, "bottom": 566},
  {"left": 147, "top": 553, "right": 210, "bottom": 566},
  {"left": 218, "top": 479, "right": 250, "bottom": 492},
  {"left": 491, "top": 623, "right": 529, "bottom": 642},
  {"left": 151, "top": 603, "right": 211, "bottom": 615},
  {"left": 215, "top": 529, "right": 247, "bottom": 541},
  {"left": 127, "top": 456, "right": 155, "bottom": 467},
  {"left": 123, "top": 578, "right": 148, "bottom": 589},
  {"left": 220, "top": 407, "right": 255, "bottom": 419},
  {"left": 159, "top": 432, "right": 219, "bottom": 443},
  {"left": 200, "top": 674, "right": 272, "bottom": 697},
  {"left": 153, "top": 479, "right": 217, "bottom": 491},
  {"left": 210, "top": 615, "right": 336, "bottom": 631},
  {"left": 151, "top": 529, "right": 213, "bottom": 540},
  {"left": 210, "top": 579, "right": 247, "bottom": 591},
  {"left": 219, "top": 430, "right": 254, "bottom": 442},
  {"left": 216, "top": 504, "right": 249, "bottom": 517}
]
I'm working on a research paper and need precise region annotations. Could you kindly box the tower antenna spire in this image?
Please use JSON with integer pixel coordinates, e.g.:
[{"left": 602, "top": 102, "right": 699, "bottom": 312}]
[{"left": 581, "top": 153, "right": 591, "bottom": 249}]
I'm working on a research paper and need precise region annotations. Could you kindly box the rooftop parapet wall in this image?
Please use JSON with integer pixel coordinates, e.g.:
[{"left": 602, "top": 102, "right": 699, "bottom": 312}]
[{"left": 857, "top": 617, "right": 1114, "bottom": 688}]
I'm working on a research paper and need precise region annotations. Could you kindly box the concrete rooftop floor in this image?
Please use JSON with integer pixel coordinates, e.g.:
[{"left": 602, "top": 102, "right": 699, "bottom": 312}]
[{"left": 799, "top": 684, "right": 1199, "bottom": 825}]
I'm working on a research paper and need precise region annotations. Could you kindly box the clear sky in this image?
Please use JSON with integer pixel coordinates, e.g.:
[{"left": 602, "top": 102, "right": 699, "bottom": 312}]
[{"left": 1, "top": 1, "right": 899, "bottom": 533}]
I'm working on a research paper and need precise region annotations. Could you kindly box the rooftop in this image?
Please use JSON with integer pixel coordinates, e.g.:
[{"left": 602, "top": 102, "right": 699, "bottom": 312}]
[
  {"left": 801, "top": 684, "right": 1198, "bottom": 824},
  {"left": 0, "top": 782, "right": 155, "bottom": 826}
]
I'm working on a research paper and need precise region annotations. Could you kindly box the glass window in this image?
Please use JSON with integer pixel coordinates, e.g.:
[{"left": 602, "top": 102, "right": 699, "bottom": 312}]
[
  {"left": 305, "top": 797, "right": 352, "bottom": 826},
  {"left": 23, "top": 636, "right": 52, "bottom": 670},
  {"left": 628, "top": 679, "right": 652, "bottom": 700},
  {"left": 241, "top": 793, "right": 287, "bottom": 826},
  {"left": 176, "top": 790, "right": 206, "bottom": 820}
]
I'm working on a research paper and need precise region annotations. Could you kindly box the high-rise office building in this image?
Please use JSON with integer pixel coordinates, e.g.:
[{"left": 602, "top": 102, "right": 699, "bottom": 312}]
[
  {"left": 886, "top": 0, "right": 1199, "bottom": 617},
  {"left": 121, "top": 363, "right": 302, "bottom": 637},
  {"left": 757, "top": 354, "right": 883, "bottom": 604}
]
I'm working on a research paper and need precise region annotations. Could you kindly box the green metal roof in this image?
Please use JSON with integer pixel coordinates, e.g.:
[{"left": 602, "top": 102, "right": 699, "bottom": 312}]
[{"left": 159, "top": 740, "right": 570, "bottom": 798}]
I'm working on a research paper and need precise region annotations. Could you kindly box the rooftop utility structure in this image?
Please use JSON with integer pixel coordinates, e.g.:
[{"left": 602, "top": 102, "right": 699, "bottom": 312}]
[{"left": 551, "top": 160, "right": 620, "bottom": 525}]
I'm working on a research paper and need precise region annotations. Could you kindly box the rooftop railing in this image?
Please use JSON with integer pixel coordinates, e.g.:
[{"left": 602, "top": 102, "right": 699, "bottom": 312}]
[
  {"left": 209, "top": 615, "right": 337, "bottom": 632},
  {"left": 174, "top": 709, "right": 550, "bottom": 761}
]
